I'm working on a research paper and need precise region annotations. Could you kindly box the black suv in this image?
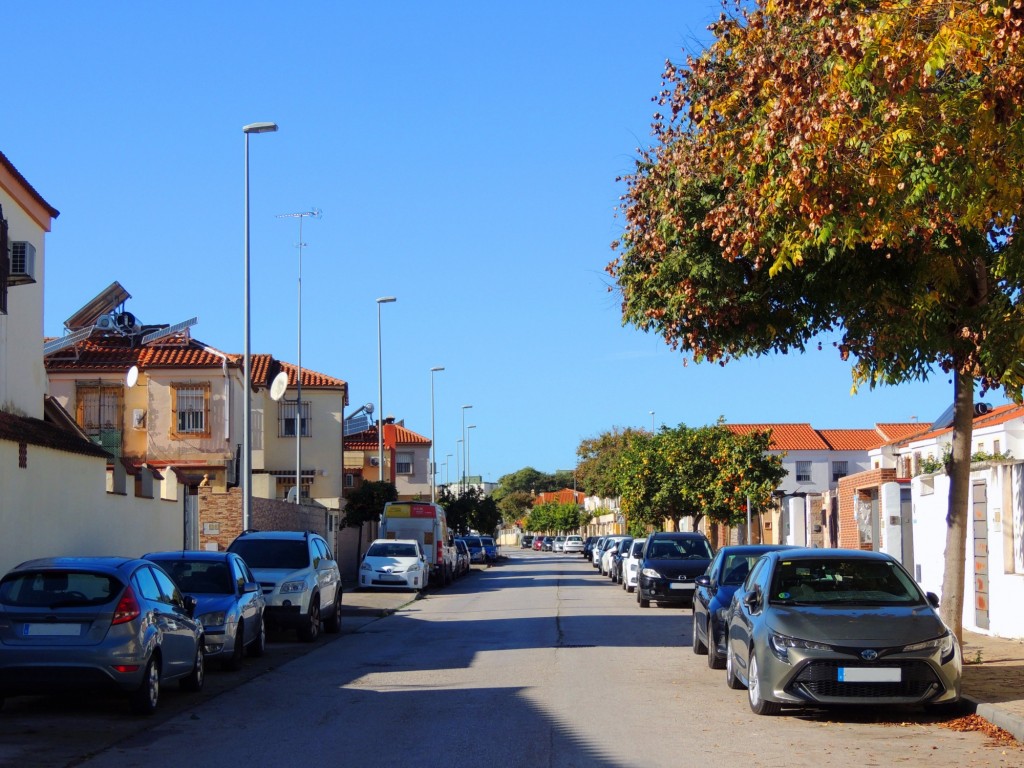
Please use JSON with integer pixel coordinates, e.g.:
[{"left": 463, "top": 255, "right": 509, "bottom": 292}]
[
  {"left": 636, "top": 531, "right": 714, "bottom": 608},
  {"left": 228, "top": 530, "right": 342, "bottom": 642}
]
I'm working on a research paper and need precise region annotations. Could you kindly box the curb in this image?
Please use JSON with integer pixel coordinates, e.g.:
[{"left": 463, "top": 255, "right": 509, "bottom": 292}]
[{"left": 968, "top": 698, "right": 1024, "bottom": 744}]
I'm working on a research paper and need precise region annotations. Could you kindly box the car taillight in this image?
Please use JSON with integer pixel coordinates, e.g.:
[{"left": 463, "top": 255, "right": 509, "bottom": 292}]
[
  {"left": 112, "top": 585, "right": 141, "bottom": 625},
  {"left": 437, "top": 541, "right": 443, "bottom": 563}
]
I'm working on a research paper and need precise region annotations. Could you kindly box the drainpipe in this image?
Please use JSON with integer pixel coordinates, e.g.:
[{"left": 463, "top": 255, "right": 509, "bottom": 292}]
[{"left": 202, "top": 345, "right": 232, "bottom": 456}]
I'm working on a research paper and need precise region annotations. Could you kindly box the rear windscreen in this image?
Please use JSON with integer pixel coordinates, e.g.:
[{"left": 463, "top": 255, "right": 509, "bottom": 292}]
[
  {"left": 229, "top": 540, "right": 308, "bottom": 570},
  {"left": 0, "top": 571, "right": 122, "bottom": 608}
]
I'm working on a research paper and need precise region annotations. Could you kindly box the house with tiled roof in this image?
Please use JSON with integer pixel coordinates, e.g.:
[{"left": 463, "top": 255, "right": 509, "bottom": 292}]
[
  {"left": 343, "top": 418, "right": 432, "bottom": 502},
  {"left": 44, "top": 283, "right": 350, "bottom": 553},
  {"left": 0, "top": 150, "right": 187, "bottom": 575}
]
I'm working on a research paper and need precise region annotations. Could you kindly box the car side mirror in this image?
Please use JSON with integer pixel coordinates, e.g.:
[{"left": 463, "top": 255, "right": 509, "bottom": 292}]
[
  {"left": 743, "top": 588, "right": 760, "bottom": 611},
  {"left": 242, "top": 581, "right": 259, "bottom": 594},
  {"left": 182, "top": 594, "right": 198, "bottom": 617},
  {"left": 695, "top": 575, "right": 711, "bottom": 588},
  {"left": 926, "top": 591, "right": 940, "bottom": 608}
]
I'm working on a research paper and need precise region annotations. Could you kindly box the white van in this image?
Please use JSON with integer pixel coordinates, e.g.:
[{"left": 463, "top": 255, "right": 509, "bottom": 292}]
[{"left": 379, "top": 501, "right": 457, "bottom": 587}]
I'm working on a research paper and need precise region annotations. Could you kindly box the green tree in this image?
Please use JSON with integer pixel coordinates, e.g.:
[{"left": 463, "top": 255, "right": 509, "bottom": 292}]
[
  {"left": 576, "top": 427, "right": 644, "bottom": 499},
  {"left": 609, "top": 0, "right": 1024, "bottom": 642},
  {"left": 342, "top": 481, "right": 397, "bottom": 562},
  {"left": 497, "top": 490, "right": 536, "bottom": 529},
  {"left": 439, "top": 486, "right": 502, "bottom": 536}
]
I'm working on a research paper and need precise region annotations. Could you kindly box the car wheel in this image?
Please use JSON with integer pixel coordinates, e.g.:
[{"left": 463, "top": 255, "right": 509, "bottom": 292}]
[
  {"left": 298, "top": 596, "right": 321, "bottom": 642},
  {"left": 627, "top": 584, "right": 634, "bottom": 593},
  {"left": 130, "top": 656, "right": 160, "bottom": 715},
  {"left": 707, "top": 620, "right": 724, "bottom": 669},
  {"left": 725, "top": 638, "right": 745, "bottom": 690},
  {"left": 324, "top": 591, "right": 342, "bottom": 634},
  {"left": 248, "top": 614, "right": 266, "bottom": 657},
  {"left": 225, "top": 624, "right": 245, "bottom": 671},
  {"left": 747, "top": 652, "right": 781, "bottom": 715},
  {"left": 692, "top": 614, "right": 707, "bottom": 655},
  {"left": 639, "top": 590, "right": 650, "bottom": 608},
  {"left": 181, "top": 643, "right": 205, "bottom": 691}
]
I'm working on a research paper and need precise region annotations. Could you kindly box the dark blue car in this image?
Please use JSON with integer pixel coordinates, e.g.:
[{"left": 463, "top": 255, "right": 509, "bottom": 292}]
[
  {"left": 691, "top": 544, "right": 795, "bottom": 668},
  {"left": 480, "top": 536, "right": 499, "bottom": 562},
  {"left": 636, "top": 532, "right": 714, "bottom": 609}
]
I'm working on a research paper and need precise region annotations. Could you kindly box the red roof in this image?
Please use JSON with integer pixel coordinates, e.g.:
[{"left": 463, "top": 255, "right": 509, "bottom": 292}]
[
  {"left": 725, "top": 423, "right": 829, "bottom": 451},
  {"left": 345, "top": 423, "right": 430, "bottom": 449},
  {"left": 897, "top": 404, "right": 1024, "bottom": 444},
  {"left": 727, "top": 422, "right": 924, "bottom": 452},
  {"left": 534, "top": 488, "right": 586, "bottom": 506},
  {"left": 248, "top": 355, "right": 346, "bottom": 390},
  {"left": 818, "top": 429, "right": 888, "bottom": 451}
]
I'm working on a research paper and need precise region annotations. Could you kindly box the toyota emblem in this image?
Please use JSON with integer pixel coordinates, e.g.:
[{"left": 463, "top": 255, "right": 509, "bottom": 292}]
[{"left": 860, "top": 649, "right": 879, "bottom": 661}]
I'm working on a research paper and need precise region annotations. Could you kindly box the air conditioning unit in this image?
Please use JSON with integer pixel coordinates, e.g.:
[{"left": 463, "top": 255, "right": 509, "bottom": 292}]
[
  {"left": 8, "top": 241, "right": 36, "bottom": 285},
  {"left": 95, "top": 314, "right": 117, "bottom": 331}
]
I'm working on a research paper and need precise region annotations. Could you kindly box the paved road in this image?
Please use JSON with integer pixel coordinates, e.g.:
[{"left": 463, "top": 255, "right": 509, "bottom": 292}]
[{"left": 3, "top": 552, "right": 1021, "bottom": 767}]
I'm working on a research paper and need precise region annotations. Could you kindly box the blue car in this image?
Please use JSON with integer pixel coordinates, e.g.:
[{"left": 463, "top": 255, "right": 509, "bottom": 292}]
[
  {"left": 691, "top": 544, "right": 795, "bottom": 669},
  {"left": 480, "top": 536, "right": 499, "bottom": 563},
  {"left": 457, "top": 537, "right": 486, "bottom": 564}
]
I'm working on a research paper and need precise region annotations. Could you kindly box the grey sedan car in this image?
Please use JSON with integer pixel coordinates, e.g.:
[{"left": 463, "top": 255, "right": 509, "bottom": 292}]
[
  {"left": 725, "top": 548, "right": 961, "bottom": 715},
  {"left": 144, "top": 551, "right": 266, "bottom": 670},
  {"left": 0, "top": 556, "right": 205, "bottom": 714}
]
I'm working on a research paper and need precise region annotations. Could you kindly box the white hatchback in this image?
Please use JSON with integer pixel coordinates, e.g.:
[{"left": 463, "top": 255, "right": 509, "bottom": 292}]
[
  {"left": 563, "top": 535, "right": 585, "bottom": 554},
  {"left": 359, "top": 539, "right": 427, "bottom": 591},
  {"left": 621, "top": 538, "right": 646, "bottom": 592}
]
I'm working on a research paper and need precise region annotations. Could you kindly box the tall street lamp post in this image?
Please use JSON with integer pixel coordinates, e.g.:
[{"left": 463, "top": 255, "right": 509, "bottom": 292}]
[
  {"left": 430, "top": 366, "right": 445, "bottom": 502},
  {"left": 242, "top": 121, "right": 278, "bottom": 530},
  {"left": 376, "top": 296, "right": 397, "bottom": 479},
  {"left": 445, "top": 453, "right": 453, "bottom": 487},
  {"left": 466, "top": 424, "right": 476, "bottom": 492},
  {"left": 460, "top": 404, "right": 473, "bottom": 495},
  {"left": 277, "top": 209, "right": 320, "bottom": 502}
]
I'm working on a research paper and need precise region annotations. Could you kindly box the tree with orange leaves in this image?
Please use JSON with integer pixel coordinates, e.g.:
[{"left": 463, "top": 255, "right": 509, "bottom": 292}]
[{"left": 610, "top": 0, "right": 1024, "bottom": 641}]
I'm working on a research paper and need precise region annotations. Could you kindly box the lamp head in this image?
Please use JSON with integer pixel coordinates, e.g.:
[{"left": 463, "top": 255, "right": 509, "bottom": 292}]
[
  {"left": 243, "top": 122, "right": 279, "bottom": 134},
  {"left": 376, "top": 296, "right": 397, "bottom": 304}
]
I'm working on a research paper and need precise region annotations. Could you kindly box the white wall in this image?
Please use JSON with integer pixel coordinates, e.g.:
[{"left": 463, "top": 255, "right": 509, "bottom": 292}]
[{"left": 0, "top": 441, "right": 185, "bottom": 576}]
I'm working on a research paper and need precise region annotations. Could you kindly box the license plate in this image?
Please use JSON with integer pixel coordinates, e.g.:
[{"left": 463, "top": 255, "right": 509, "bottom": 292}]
[
  {"left": 838, "top": 667, "right": 901, "bottom": 683},
  {"left": 23, "top": 623, "right": 82, "bottom": 637},
  {"left": 669, "top": 583, "right": 693, "bottom": 591}
]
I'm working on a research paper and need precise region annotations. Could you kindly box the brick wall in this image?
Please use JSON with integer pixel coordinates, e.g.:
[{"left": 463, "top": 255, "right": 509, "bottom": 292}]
[
  {"left": 836, "top": 468, "right": 896, "bottom": 550},
  {"left": 198, "top": 487, "right": 328, "bottom": 551}
]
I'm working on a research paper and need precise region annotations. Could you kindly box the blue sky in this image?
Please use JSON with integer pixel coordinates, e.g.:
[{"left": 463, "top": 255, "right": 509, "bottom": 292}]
[{"left": 5, "top": 2, "right": 1005, "bottom": 483}]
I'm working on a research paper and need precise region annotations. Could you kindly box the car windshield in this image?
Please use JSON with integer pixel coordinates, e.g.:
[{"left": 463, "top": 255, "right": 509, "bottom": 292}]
[
  {"left": 158, "top": 560, "right": 234, "bottom": 594},
  {"left": 229, "top": 539, "right": 309, "bottom": 570},
  {"left": 630, "top": 541, "right": 645, "bottom": 557},
  {"left": 647, "top": 539, "right": 713, "bottom": 560},
  {"left": 481, "top": 537, "right": 495, "bottom": 546},
  {"left": 769, "top": 558, "right": 924, "bottom": 605},
  {"left": 0, "top": 570, "right": 121, "bottom": 608},
  {"left": 719, "top": 555, "right": 759, "bottom": 586},
  {"left": 462, "top": 537, "right": 482, "bottom": 547},
  {"left": 366, "top": 543, "right": 419, "bottom": 558}
]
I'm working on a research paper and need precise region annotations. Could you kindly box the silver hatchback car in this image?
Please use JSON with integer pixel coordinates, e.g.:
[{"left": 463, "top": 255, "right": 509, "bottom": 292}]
[{"left": 0, "top": 556, "right": 206, "bottom": 714}]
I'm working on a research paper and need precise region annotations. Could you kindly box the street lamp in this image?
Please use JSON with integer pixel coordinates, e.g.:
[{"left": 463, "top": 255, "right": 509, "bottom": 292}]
[
  {"left": 460, "top": 404, "right": 473, "bottom": 494},
  {"left": 242, "top": 121, "right": 278, "bottom": 530},
  {"left": 277, "top": 209, "right": 321, "bottom": 503},
  {"left": 430, "top": 366, "right": 445, "bottom": 502},
  {"left": 445, "top": 453, "right": 453, "bottom": 487},
  {"left": 376, "top": 296, "right": 397, "bottom": 479},
  {"left": 466, "top": 424, "right": 476, "bottom": 492},
  {"left": 650, "top": 410, "right": 655, "bottom": 432},
  {"left": 456, "top": 439, "right": 463, "bottom": 492}
]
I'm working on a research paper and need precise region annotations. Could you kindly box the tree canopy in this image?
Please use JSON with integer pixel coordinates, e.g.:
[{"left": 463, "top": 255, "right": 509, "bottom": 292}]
[{"left": 609, "top": 0, "right": 1024, "bottom": 640}]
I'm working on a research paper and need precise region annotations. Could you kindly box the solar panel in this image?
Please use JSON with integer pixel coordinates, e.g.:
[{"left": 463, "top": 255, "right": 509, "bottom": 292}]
[
  {"left": 142, "top": 317, "right": 198, "bottom": 345},
  {"left": 344, "top": 413, "right": 373, "bottom": 436},
  {"left": 43, "top": 327, "right": 94, "bottom": 356}
]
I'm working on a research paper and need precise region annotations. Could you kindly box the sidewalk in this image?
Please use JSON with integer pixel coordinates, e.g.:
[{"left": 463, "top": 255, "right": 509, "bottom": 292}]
[{"left": 960, "top": 630, "right": 1024, "bottom": 743}]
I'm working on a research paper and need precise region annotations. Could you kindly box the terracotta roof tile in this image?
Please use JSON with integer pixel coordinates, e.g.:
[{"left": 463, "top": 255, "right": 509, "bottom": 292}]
[
  {"left": 533, "top": 489, "right": 586, "bottom": 506},
  {"left": 725, "top": 423, "right": 830, "bottom": 451},
  {"left": 818, "top": 429, "right": 888, "bottom": 451},
  {"left": 901, "top": 403, "right": 1024, "bottom": 444},
  {"left": 345, "top": 423, "right": 430, "bottom": 448}
]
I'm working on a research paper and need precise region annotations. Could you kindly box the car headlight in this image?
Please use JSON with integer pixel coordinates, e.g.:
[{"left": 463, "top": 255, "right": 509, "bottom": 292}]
[
  {"left": 279, "top": 580, "right": 308, "bottom": 594},
  {"left": 360, "top": 563, "right": 372, "bottom": 572},
  {"left": 641, "top": 568, "right": 662, "bottom": 579},
  {"left": 904, "top": 631, "right": 957, "bottom": 663},
  {"left": 768, "top": 632, "right": 833, "bottom": 663},
  {"left": 199, "top": 611, "right": 226, "bottom": 627}
]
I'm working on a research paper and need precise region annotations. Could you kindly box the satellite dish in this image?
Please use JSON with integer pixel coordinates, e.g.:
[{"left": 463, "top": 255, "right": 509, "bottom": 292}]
[
  {"left": 126, "top": 366, "right": 139, "bottom": 388},
  {"left": 269, "top": 371, "right": 290, "bottom": 402}
]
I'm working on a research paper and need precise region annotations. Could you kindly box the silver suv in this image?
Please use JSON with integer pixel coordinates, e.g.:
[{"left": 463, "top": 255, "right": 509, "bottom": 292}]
[{"left": 227, "top": 530, "right": 342, "bottom": 642}]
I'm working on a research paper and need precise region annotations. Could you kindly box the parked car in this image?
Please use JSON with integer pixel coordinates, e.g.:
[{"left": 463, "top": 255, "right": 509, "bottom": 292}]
[
  {"left": 359, "top": 539, "right": 428, "bottom": 591},
  {"left": 532, "top": 536, "right": 545, "bottom": 551},
  {"left": 459, "top": 536, "right": 486, "bottom": 563},
  {"left": 521, "top": 535, "right": 535, "bottom": 549},
  {"left": 144, "top": 550, "right": 266, "bottom": 670},
  {"left": 227, "top": 530, "right": 342, "bottom": 642},
  {"left": 724, "top": 548, "right": 962, "bottom": 716},
  {"left": 591, "top": 537, "right": 607, "bottom": 567},
  {"left": 563, "top": 535, "right": 585, "bottom": 555},
  {"left": 582, "top": 537, "right": 599, "bottom": 559},
  {"left": 453, "top": 539, "right": 471, "bottom": 576},
  {"left": 599, "top": 536, "right": 629, "bottom": 576},
  {"left": 541, "top": 536, "right": 554, "bottom": 552},
  {"left": 621, "top": 537, "right": 647, "bottom": 593},
  {"left": 608, "top": 537, "right": 634, "bottom": 583},
  {"left": 691, "top": 545, "right": 793, "bottom": 669},
  {"left": 480, "top": 536, "right": 499, "bottom": 562},
  {"left": 0, "top": 556, "right": 205, "bottom": 715},
  {"left": 552, "top": 536, "right": 566, "bottom": 553},
  {"left": 636, "top": 532, "right": 714, "bottom": 608}
]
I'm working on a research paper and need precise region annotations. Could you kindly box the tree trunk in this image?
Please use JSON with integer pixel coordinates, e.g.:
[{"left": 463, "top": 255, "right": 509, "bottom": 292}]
[{"left": 939, "top": 371, "right": 974, "bottom": 645}]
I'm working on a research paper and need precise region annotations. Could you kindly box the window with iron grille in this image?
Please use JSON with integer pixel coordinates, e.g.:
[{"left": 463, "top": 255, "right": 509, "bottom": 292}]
[
  {"left": 276, "top": 475, "right": 311, "bottom": 501},
  {"left": 795, "top": 461, "right": 812, "bottom": 482},
  {"left": 396, "top": 452, "right": 413, "bottom": 475},
  {"left": 278, "top": 401, "right": 311, "bottom": 437},
  {"left": 76, "top": 382, "right": 124, "bottom": 456},
  {"left": 831, "top": 460, "right": 849, "bottom": 482},
  {"left": 171, "top": 382, "right": 210, "bottom": 438}
]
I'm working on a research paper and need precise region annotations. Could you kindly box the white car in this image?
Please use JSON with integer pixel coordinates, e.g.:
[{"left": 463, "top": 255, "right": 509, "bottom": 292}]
[
  {"left": 621, "top": 537, "right": 647, "bottom": 593},
  {"left": 591, "top": 537, "right": 607, "bottom": 567},
  {"left": 359, "top": 539, "right": 428, "bottom": 591},
  {"left": 563, "top": 535, "right": 585, "bottom": 554},
  {"left": 599, "top": 536, "right": 629, "bottom": 576},
  {"left": 552, "top": 536, "right": 566, "bottom": 552}
]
